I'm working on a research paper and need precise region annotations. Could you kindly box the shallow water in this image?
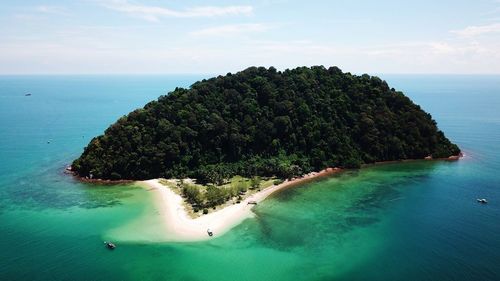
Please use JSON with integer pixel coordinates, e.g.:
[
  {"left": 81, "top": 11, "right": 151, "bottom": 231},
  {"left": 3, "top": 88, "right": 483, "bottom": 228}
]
[{"left": 0, "top": 74, "right": 499, "bottom": 280}]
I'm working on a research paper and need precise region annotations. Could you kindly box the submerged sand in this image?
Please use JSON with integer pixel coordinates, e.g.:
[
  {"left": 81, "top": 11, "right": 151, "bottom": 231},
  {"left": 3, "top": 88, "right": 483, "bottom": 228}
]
[{"left": 140, "top": 168, "right": 340, "bottom": 242}]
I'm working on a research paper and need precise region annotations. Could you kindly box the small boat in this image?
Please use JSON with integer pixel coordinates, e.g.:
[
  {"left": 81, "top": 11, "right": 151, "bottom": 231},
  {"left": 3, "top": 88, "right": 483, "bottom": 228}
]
[
  {"left": 207, "top": 229, "right": 213, "bottom": 237},
  {"left": 477, "top": 198, "right": 488, "bottom": 204},
  {"left": 104, "top": 241, "right": 116, "bottom": 249},
  {"left": 247, "top": 200, "right": 257, "bottom": 205},
  {"left": 25, "top": 93, "right": 31, "bottom": 96},
  {"left": 63, "top": 166, "right": 73, "bottom": 174}
]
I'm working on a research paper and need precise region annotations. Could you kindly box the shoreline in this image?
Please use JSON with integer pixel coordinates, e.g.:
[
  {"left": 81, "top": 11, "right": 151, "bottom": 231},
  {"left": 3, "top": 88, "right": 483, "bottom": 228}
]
[
  {"left": 140, "top": 167, "right": 342, "bottom": 241},
  {"left": 363, "top": 153, "right": 463, "bottom": 168},
  {"left": 69, "top": 153, "right": 462, "bottom": 185},
  {"left": 136, "top": 154, "right": 462, "bottom": 242},
  {"left": 72, "top": 155, "right": 462, "bottom": 241}
]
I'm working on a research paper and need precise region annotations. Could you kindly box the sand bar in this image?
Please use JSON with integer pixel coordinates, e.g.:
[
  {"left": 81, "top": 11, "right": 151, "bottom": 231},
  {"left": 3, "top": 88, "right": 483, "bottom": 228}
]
[{"left": 140, "top": 168, "right": 341, "bottom": 241}]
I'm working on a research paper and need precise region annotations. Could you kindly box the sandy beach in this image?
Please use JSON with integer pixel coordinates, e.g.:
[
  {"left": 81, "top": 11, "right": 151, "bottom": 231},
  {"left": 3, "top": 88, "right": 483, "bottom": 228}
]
[{"left": 140, "top": 168, "right": 341, "bottom": 241}]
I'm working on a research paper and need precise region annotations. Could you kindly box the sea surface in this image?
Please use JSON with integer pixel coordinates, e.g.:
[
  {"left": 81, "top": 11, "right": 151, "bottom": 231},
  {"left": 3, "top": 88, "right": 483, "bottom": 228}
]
[{"left": 0, "top": 74, "right": 499, "bottom": 281}]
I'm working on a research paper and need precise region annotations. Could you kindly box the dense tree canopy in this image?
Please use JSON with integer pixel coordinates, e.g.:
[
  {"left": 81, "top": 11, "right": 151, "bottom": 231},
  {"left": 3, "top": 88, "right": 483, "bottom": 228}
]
[{"left": 72, "top": 66, "right": 460, "bottom": 181}]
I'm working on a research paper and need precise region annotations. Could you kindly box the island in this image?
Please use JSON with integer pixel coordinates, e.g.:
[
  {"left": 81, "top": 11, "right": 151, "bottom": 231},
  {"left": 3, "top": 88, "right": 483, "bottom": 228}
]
[{"left": 72, "top": 66, "right": 461, "bottom": 240}]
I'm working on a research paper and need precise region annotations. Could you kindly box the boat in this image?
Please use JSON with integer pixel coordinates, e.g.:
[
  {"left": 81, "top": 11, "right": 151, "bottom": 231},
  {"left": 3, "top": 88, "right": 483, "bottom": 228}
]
[
  {"left": 64, "top": 166, "right": 73, "bottom": 174},
  {"left": 477, "top": 198, "right": 488, "bottom": 204},
  {"left": 207, "top": 229, "right": 213, "bottom": 237},
  {"left": 25, "top": 93, "right": 31, "bottom": 96},
  {"left": 247, "top": 200, "right": 258, "bottom": 205},
  {"left": 104, "top": 241, "right": 116, "bottom": 249}
]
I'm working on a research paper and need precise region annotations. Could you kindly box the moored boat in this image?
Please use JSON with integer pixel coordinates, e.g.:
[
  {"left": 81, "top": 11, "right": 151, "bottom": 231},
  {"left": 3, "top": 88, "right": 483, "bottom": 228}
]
[{"left": 104, "top": 241, "right": 116, "bottom": 249}]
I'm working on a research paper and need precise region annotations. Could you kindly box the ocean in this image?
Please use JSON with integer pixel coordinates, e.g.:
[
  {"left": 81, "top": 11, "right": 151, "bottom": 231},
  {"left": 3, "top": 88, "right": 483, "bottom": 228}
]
[{"left": 0, "top": 74, "right": 499, "bottom": 281}]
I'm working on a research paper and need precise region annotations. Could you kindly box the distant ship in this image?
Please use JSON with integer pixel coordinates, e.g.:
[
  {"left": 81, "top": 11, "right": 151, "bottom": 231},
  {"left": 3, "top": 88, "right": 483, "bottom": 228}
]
[{"left": 25, "top": 93, "right": 31, "bottom": 96}]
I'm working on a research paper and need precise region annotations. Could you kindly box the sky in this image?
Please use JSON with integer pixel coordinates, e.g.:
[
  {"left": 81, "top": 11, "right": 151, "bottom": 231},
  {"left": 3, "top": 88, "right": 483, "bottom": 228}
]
[{"left": 1, "top": 0, "right": 500, "bottom": 74}]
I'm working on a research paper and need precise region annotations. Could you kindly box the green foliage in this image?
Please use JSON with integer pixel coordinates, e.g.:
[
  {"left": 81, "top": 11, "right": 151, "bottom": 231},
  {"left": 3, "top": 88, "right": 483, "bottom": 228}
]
[
  {"left": 173, "top": 176, "right": 260, "bottom": 211},
  {"left": 181, "top": 183, "right": 203, "bottom": 206},
  {"left": 195, "top": 164, "right": 230, "bottom": 185},
  {"left": 273, "top": 179, "right": 285, "bottom": 185},
  {"left": 205, "top": 186, "right": 226, "bottom": 208},
  {"left": 230, "top": 178, "right": 248, "bottom": 194},
  {"left": 237, "top": 181, "right": 247, "bottom": 193},
  {"left": 73, "top": 66, "right": 460, "bottom": 180},
  {"left": 250, "top": 176, "right": 261, "bottom": 190}
]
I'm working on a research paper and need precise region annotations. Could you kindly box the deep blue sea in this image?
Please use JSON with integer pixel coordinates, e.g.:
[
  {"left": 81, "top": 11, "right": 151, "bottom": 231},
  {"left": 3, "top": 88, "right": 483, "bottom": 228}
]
[{"left": 0, "top": 74, "right": 499, "bottom": 281}]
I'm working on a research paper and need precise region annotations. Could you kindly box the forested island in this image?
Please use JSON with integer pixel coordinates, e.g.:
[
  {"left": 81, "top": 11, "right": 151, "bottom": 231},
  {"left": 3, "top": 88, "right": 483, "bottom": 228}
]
[{"left": 72, "top": 66, "right": 460, "bottom": 183}]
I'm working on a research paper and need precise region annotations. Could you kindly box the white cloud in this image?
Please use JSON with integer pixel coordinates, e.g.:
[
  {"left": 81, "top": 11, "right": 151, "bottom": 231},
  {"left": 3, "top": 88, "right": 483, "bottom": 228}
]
[
  {"left": 101, "top": 0, "right": 253, "bottom": 22},
  {"left": 190, "top": 23, "right": 270, "bottom": 37},
  {"left": 11, "top": 6, "right": 69, "bottom": 21},
  {"left": 3, "top": 9, "right": 500, "bottom": 74},
  {"left": 451, "top": 23, "right": 500, "bottom": 37},
  {"left": 35, "top": 5, "right": 69, "bottom": 15},
  {"left": 2, "top": 37, "right": 500, "bottom": 74}
]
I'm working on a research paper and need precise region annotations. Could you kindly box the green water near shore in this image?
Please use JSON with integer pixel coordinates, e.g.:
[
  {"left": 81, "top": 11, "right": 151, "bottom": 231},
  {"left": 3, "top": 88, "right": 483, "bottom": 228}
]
[
  {"left": 0, "top": 162, "right": 440, "bottom": 280},
  {"left": 1, "top": 75, "right": 499, "bottom": 280}
]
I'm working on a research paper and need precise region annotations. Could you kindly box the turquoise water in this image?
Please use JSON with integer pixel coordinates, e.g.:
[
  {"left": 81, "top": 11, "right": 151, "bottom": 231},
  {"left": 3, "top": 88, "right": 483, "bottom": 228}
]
[{"left": 1, "top": 75, "right": 499, "bottom": 280}]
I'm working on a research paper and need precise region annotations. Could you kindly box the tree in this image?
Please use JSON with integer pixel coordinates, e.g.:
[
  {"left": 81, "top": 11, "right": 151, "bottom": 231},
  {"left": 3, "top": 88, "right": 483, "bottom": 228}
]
[
  {"left": 250, "top": 176, "right": 261, "bottom": 190},
  {"left": 73, "top": 66, "right": 460, "bottom": 180},
  {"left": 181, "top": 184, "right": 203, "bottom": 206},
  {"left": 205, "top": 186, "right": 226, "bottom": 208}
]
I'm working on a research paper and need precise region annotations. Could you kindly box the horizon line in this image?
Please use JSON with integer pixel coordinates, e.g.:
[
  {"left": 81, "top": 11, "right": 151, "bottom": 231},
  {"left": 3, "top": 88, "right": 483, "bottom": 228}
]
[{"left": 1, "top": 72, "right": 500, "bottom": 76}]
